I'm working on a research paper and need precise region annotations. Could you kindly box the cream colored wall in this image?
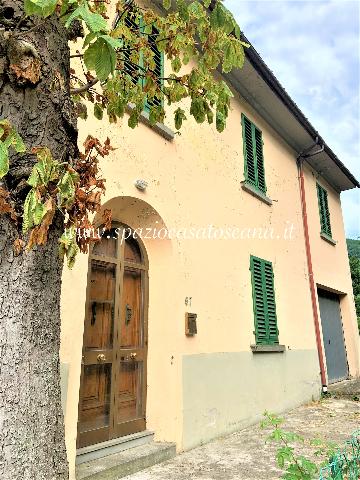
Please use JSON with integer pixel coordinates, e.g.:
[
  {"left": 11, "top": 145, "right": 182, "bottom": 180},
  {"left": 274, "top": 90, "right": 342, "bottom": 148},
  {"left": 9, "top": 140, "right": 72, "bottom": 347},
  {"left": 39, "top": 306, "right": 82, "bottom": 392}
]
[
  {"left": 303, "top": 166, "right": 360, "bottom": 379},
  {"left": 60, "top": 80, "right": 324, "bottom": 476}
]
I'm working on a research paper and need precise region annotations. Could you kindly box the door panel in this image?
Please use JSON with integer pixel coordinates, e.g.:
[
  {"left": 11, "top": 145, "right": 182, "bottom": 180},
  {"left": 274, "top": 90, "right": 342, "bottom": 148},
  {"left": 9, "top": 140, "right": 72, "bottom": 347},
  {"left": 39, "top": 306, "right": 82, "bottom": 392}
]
[
  {"left": 318, "top": 289, "right": 348, "bottom": 384},
  {"left": 120, "top": 268, "right": 143, "bottom": 349},
  {"left": 117, "top": 360, "right": 144, "bottom": 423},
  {"left": 77, "top": 227, "right": 148, "bottom": 449},
  {"left": 79, "top": 364, "right": 112, "bottom": 432}
]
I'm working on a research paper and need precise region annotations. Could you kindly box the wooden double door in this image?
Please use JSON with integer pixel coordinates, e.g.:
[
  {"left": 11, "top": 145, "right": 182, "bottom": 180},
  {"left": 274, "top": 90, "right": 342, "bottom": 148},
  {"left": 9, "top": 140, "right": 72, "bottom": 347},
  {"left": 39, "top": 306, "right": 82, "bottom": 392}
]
[{"left": 77, "top": 226, "right": 148, "bottom": 448}]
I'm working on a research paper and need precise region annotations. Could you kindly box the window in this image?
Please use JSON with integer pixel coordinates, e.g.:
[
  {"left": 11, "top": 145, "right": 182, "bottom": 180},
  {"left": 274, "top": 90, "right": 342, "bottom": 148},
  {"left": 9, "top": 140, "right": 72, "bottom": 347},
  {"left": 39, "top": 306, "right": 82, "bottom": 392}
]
[
  {"left": 144, "top": 26, "right": 163, "bottom": 111},
  {"left": 316, "top": 183, "right": 332, "bottom": 238},
  {"left": 250, "top": 256, "right": 279, "bottom": 345},
  {"left": 121, "top": 11, "right": 164, "bottom": 110},
  {"left": 241, "top": 114, "right": 266, "bottom": 194},
  {"left": 123, "top": 12, "right": 141, "bottom": 86}
]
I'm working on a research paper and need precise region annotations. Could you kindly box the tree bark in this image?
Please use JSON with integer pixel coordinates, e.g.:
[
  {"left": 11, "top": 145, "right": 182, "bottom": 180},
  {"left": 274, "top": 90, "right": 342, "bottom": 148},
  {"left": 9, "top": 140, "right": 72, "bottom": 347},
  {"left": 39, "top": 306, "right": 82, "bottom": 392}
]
[{"left": 0, "top": 1, "right": 76, "bottom": 478}]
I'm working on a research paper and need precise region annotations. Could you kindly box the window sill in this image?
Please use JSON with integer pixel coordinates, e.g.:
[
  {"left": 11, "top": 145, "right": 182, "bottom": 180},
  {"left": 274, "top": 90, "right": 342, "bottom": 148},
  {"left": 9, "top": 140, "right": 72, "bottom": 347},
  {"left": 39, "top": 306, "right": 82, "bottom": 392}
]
[
  {"left": 241, "top": 181, "right": 272, "bottom": 206},
  {"left": 127, "top": 104, "right": 175, "bottom": 141},
  {"left": 251, "top": 344, "right": 285, "bottom": 353},
  {"left": 320, "top": 232, "right": 337, "bottom": 246}
]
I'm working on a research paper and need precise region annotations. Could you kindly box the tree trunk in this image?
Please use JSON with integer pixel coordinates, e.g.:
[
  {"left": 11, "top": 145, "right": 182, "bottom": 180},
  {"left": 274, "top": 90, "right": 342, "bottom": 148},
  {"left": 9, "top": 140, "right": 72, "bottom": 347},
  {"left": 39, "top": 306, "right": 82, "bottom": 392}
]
[{"left": 0, "top": 2, "right": 76, "bottom": 478}]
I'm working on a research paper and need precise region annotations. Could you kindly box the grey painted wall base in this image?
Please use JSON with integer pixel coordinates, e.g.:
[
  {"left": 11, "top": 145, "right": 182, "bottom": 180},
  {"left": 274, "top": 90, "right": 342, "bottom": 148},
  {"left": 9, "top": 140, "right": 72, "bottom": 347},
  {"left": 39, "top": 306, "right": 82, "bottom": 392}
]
[{"left": 182, "top": 350, "right": 321, "bottom": 450}]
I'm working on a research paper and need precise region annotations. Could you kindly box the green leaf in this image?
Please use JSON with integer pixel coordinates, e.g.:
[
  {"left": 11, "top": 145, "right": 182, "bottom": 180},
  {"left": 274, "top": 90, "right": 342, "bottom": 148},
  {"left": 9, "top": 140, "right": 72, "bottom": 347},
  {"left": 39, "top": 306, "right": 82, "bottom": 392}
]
[
  {"left": 94, "top": 103, "right": 104, "bottom": 120},
  {"left": 59, "top": 226, "right": 79, "bottom": 269},
  {"left": 216, "top": 110, "right": 226, "bottom": 133},
  {"left": 188, "top": 1, "right": 204, "bottom": 18},
  {"left": 84, "top": 38, "right": 116, "bottom": 81},
  {"left": 33, "top": 201, "right": 47, "bottom": 225},
  {"left": 0, "top": 142, "right": 9, "bottom": 178},
  {"left": 60, "top": 0, "right": 77, "bottom": 16},
  {"left": 12, "top": 131, "right": 26, "bottom": 153},
  {"left": 65, "top": 4, "right": 108, "bottom": 33},
  {"left": 99, "top": 35, "right": 122, "bottom": 50},
  {"left": 28, "top": 147, "right": 60, "bottom": 187},
  {"left": 171, "top": 57, "right": 182, "bottom": 73},
  {"left": 83, "top": 32, "right": 97, "bottom": 49},
  {"left": 4, "top": 130, "right": 26, "bottom": 153},
  {"left": 22, "top": 189, "right": 37, "bottom": 234},
  {"left": 210, "top": 3, "right": 227, "bottom": 29},
  {"left": 24, "top": 0, "right": 57, "bottom": 17},
  {"left": 174, "top": 108, "right": 186, "bottom": 130},
  {"left": 163, "top": 0, "right": 171, "bottom": 10},
  {"left": 57, "top": 170, "right": 77, "bottom": 207}
]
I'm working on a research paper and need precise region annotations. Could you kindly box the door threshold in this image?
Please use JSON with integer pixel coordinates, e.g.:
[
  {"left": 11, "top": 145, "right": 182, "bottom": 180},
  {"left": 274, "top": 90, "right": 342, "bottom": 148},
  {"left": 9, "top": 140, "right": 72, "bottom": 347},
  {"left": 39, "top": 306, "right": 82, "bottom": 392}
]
[{"left": 76, "top": 430, "right": 154, "bottom": 465}]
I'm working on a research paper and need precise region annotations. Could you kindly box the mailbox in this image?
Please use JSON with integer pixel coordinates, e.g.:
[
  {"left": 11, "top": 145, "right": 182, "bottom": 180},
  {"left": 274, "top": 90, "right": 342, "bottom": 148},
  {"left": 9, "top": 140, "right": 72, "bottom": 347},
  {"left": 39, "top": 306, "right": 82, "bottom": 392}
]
[{"left": 185, "top": 312, "right": 197, "bottom": 336}]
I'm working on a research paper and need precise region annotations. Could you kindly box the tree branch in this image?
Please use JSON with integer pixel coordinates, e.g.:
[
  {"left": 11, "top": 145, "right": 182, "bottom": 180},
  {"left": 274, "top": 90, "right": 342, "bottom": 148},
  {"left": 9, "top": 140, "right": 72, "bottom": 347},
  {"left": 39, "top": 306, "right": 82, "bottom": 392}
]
[{"left": 70, "top": 78, "right": 99, "bottom": 95}]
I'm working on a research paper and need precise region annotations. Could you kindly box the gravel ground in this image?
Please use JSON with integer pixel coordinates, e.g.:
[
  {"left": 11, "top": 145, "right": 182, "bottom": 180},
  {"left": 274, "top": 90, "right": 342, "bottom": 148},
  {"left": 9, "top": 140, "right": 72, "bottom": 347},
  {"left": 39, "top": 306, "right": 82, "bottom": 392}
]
[{"left": 122, "top": 395, "right": 360, "bottom": 480}]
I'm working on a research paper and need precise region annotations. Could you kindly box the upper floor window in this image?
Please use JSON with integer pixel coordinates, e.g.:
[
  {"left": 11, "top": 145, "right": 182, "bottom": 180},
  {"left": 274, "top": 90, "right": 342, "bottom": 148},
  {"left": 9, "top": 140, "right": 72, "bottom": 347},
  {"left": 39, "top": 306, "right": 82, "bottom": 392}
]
[
  {"left": 316, "top": 183, "right": 332, "bottom": 239},
  {"left": 250, "top": 255, "right": 279, "bottom": 345},
  {"left": 241, "top": 114, "right": 266, "bottom": 194},
  {"left": 121, "top": 9, "right": 164, "bottom": 111}
]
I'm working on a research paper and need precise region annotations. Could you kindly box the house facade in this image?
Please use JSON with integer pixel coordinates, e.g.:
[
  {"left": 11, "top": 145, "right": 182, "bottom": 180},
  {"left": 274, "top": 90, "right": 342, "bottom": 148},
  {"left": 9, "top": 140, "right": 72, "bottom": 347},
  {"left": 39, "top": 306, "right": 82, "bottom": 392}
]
[{"left": 59, "top": 2, "right": 360, "bottom": 478}]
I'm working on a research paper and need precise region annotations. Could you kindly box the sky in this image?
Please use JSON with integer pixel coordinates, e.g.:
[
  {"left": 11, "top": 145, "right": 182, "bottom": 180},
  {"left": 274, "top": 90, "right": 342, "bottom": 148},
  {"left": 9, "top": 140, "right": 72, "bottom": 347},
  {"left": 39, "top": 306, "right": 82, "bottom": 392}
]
[{"left": 224, "top": 0, "right": 360, "bottom": 239}]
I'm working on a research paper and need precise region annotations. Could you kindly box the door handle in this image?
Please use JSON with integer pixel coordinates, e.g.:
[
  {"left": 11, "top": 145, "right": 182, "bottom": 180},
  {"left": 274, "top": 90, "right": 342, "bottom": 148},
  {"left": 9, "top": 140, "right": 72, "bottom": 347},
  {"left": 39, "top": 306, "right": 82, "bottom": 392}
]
[
  {"left": 121, "top": 353, "right": 137, "bottom": 362},
  {"left": 97, "top": 354, "right": 106, "bottom": 363},
  {"left": 125, "top": 304, "right": 132, "bottom": 325}
]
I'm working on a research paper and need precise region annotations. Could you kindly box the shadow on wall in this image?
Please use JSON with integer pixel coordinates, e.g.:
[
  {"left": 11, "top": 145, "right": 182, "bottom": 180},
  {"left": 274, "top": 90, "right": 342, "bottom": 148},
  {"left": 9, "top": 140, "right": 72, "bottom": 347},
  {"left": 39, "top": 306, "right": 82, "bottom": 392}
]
[{"left": 95, "top": 196, "right": 173, "bottom": 260}]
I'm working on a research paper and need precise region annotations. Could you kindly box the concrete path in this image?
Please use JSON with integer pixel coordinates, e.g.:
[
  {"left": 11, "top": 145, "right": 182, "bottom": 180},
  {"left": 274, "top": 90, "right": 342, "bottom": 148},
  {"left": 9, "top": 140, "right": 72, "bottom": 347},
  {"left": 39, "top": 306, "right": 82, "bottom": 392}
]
[
  {"left": 123, "top": 398, "right": 360, "bottom": 480},
  {"left": 328, "top": 378, "right": 360, "bottom": 400}
]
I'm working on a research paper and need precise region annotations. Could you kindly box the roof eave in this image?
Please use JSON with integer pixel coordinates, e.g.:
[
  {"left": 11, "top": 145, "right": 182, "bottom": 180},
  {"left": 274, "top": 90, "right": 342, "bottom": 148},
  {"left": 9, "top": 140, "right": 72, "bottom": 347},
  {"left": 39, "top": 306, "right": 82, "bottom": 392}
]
[{"left": 241, "top": 35, "right": 360, "bottom": 190}]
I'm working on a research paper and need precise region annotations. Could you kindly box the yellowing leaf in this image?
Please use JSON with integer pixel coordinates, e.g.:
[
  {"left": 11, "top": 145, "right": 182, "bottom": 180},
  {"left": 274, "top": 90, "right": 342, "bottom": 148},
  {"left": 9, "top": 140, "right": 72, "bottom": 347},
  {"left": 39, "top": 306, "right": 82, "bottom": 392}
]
[{"left": 0, "top": 142, "right": 9, "bottom": 179}]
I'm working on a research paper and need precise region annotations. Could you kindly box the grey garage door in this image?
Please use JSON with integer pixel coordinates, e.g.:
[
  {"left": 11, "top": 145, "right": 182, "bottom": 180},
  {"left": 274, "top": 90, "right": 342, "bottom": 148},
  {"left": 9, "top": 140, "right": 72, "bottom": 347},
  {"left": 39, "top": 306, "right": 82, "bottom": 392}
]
[{"left": 318, "top": 289, "right": 348, "bottom": 384}]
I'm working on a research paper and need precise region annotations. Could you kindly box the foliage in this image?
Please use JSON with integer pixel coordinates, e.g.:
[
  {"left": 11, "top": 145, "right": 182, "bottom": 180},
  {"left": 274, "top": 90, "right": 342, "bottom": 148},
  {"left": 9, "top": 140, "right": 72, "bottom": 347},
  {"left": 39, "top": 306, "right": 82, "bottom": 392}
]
[
  {"left": 319, "top": 430, "right": 360, "bottom": 480},
  {"left": 0, "top": 0, "right": 247, "bottom": 265},
  {"left": 25, "top": 0, "right": 247, "bottom": 132},
  {"left": 346, "top": 239, "right": 360, "bottom": 333},
  {"left": 348, "top": 255, "right": 360, "bottom": 333},
  {"left": 347, "top": 239, "right": 360, "bottom": 259},
  {"left": 0, "top": 120, "right": 112, "bottom": 267},
  {"left": 261, "top": 412, "right": 337, "bottom": 480},
  {"left": 0, "top": 120, "right": 26, "bottom": 179}
]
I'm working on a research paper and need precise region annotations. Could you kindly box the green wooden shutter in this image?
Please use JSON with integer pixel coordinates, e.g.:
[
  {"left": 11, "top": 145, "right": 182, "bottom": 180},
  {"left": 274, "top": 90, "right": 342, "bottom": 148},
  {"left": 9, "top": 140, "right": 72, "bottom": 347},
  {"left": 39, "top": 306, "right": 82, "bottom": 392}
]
[
  {"left": 242, "top": 115, "right": 257, "bottom": 186},
  {"left": 251, "top": 257, "right": 267, "bottom": 343},
  {"left": 317, "top": 184, "right": 326, "bottom": 233},
  {"left": 323, "top": 188, "right": 332, "bottom": 237},
  {"left": 123, "top": 14, "right": 141, "bottom": 85},
  {"left": 250, "top": 256, "right": 279, "bottom": 345},
  {"left": 144, "top": 26, "right": 164, "bottom": 111},
  {"left": 263, "top": 261, "right": 278, "bottom": 343},
  {"left": 242, "top": 115, "right": 266, "bottom": 194},
  {"left": 316, "top": 183, "right": 332, "bottom": 237},
  {"left": 254, "top": 127, "right": 266, "bottom": 193}
]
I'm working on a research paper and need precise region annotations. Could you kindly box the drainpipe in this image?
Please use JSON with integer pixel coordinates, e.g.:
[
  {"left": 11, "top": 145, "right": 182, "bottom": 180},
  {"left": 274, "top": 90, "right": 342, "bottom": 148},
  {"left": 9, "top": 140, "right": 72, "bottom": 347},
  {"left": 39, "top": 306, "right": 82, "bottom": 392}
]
[{"left": 296, "top": 139, "right": 328, "bottom": 391}]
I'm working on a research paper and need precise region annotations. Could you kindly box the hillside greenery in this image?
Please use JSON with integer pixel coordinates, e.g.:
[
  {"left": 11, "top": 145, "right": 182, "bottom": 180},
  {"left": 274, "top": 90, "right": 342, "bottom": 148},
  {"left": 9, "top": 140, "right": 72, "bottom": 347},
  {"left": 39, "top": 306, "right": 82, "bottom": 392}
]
[{"left": 347, "top": 239, "right": 360, "bottom": 333}]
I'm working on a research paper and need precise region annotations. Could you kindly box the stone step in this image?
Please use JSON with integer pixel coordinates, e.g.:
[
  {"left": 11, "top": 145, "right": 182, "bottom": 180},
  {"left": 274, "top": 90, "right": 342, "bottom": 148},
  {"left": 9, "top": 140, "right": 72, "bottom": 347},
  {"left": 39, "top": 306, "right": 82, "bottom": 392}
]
[
  {"left": 76, "top": 441, "right": 176, "bottom": 480},
  {"left": 76, "top": 431, "right": 155, "bottom": 465}
]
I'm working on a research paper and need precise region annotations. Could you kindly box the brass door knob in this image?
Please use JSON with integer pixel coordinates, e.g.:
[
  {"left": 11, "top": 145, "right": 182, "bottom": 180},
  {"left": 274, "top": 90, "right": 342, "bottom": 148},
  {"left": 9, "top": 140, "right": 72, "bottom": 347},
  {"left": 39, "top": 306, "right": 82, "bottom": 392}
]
[
  {"left": 97, "top": 354, "right": 106, "bottom": 363},
  {"left": 130, "top": 352, "right": 137, "bottom": 360}
]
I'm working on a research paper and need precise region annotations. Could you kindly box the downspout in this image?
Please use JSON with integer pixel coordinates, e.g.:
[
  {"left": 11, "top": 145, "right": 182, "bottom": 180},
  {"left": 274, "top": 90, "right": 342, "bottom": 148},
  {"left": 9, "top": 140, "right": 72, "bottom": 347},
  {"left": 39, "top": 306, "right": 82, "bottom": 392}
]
[{"left": 296, "top": 139, "right": 328, "bottom": 391}]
